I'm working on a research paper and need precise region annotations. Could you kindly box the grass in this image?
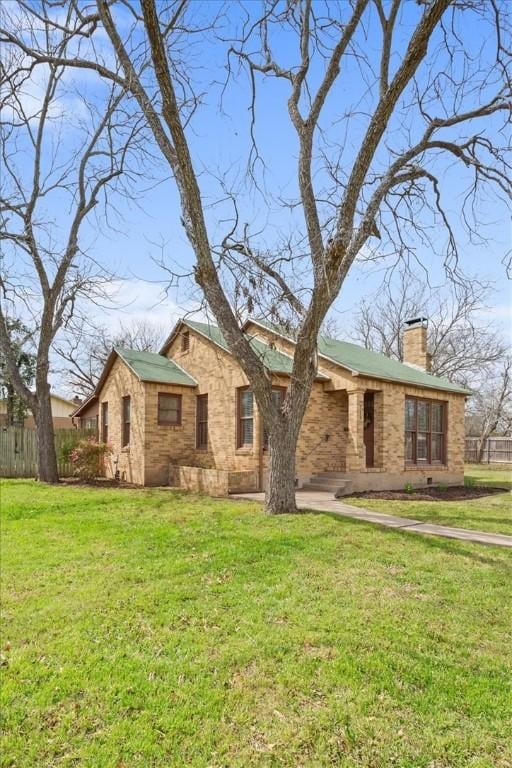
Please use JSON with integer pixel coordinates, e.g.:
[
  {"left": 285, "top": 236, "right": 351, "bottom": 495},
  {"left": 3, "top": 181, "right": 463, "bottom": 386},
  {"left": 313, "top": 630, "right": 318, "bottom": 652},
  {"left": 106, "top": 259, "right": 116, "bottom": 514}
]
[
  {"left": 1, "top": 480, "right": 511, "bottom": 767},
  {"left": 346, "top": 465, "right": 512, "bottom": 535}
]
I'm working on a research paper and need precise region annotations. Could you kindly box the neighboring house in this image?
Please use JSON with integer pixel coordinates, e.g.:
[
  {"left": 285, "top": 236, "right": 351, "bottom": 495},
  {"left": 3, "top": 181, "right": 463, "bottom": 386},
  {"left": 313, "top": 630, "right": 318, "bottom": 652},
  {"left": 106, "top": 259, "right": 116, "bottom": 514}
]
[
  {"left": 71, "top": 393, "right": 99, "bottom": 432},
  {"left": 71, "top": 317, "right": 470, "bottom": 494},
  {"left": 0, "top": 392, "right": 77, "bottom": 429}
]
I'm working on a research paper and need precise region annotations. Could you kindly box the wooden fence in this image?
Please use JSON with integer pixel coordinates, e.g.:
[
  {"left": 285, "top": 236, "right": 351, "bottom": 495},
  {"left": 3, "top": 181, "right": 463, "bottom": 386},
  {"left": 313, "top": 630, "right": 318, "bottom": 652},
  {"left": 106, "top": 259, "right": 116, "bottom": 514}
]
[
  {"left": 465, "top": 436, "right": 512, "bottom": 464},
  {"left": 0, "top": 427, "right": 94, "bottom": 478}
]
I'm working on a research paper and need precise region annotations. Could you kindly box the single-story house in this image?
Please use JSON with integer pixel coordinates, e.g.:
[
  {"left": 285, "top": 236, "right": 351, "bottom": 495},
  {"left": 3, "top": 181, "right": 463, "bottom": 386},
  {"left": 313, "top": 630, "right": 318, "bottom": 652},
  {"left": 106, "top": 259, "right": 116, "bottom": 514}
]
[
  {"left": 0, "top": 392, "right": 77, "bottom": 429},
  {"left": 72, "top": 316, "right": 470, "bottom": 495}
]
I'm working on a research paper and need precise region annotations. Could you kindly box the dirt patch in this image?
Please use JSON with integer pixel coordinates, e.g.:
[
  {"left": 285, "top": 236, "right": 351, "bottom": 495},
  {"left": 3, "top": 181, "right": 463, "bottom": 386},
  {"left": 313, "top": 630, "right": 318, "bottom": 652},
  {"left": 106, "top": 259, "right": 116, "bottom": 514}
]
[
  {"left": 348, "top": 486, "right": 508, "bottom": 502},
  {"left": 58, "top": 477, "right": 138, "bottom": 489}
]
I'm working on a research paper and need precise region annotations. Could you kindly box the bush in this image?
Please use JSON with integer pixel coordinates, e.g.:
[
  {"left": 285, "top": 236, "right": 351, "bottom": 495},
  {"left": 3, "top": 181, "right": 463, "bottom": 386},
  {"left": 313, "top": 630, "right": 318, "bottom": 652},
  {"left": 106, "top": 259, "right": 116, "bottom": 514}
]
[{"left": 69, "top": 438, "right": 112, "bottom": 480}]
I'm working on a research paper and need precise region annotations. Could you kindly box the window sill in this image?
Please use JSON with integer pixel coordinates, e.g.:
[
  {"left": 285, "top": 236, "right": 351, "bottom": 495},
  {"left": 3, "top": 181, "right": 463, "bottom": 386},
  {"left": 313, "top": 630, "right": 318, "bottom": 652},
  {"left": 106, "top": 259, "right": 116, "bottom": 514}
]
[
  {"left": 121, "top": 446, "right": 130, "bottom": 453},
  {"left": 236, "top": 447, "right": 253, "bottom": 455},
  {"left": 405, "top": 464, "right": 447, "bottom": 470},
  {"left": 157, "top": 423, "right": 183, "bottom": 428}
]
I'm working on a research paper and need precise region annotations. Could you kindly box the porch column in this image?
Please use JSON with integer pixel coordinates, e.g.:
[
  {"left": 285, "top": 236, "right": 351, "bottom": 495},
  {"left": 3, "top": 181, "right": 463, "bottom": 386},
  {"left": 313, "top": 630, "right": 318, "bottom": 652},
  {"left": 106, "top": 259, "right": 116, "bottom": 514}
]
[{"left": 346, "top": 388, "right": 365, "bottom": 473}]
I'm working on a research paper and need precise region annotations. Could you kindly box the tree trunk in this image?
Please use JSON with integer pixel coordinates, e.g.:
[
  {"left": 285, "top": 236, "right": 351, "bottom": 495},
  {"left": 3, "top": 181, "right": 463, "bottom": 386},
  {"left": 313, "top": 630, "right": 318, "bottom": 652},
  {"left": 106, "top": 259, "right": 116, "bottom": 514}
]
[
  {"left": 34, "top": 383, "right": 59, "bottom": 483},
  {"left": 266, "top": 424, "right": 299, "bottom": 514},
  {"left": 476, "top": 437, "right": 486, "bottom": 464}
]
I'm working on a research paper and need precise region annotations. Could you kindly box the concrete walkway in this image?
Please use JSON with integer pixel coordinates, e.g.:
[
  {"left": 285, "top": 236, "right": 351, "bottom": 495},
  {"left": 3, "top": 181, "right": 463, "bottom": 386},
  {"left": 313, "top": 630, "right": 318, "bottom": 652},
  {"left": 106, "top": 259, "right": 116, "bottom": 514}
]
[{"left": 232, "top": 490, "right": 512, "bottom": 548}]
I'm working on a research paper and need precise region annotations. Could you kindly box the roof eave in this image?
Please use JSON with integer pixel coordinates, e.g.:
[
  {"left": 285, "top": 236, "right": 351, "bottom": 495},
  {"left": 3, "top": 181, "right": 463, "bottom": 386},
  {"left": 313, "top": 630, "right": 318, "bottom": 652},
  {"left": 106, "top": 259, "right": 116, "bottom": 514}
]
[
  {"left": 140, "top": 376, "right": 197, "bottom": 387},
  {"left": 70, "top": 392, "right": 98, "bottom": 417},
  {"left": 159, "top": 318, "right": 184, "bottom": 356}
]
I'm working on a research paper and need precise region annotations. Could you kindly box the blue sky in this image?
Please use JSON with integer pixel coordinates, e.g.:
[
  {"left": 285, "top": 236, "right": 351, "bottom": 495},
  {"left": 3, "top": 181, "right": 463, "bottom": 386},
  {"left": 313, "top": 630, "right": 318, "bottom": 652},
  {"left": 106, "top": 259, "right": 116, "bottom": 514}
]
[
  {"left": 4, "top": 0, "right": 511, "bottom": 385},
  {"left": 78, "top": 0, "right": 511, "bottom": 343}
]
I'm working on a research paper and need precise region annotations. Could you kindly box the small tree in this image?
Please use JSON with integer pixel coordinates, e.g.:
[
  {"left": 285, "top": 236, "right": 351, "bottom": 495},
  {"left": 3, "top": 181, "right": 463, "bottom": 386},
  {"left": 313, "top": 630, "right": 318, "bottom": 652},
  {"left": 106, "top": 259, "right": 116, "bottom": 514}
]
[
  {"left": 0, "top": 320, "right": 35, "bottom": 425},
  {"left": 68, "top": 438, "right": 113, "bottom": 481}
]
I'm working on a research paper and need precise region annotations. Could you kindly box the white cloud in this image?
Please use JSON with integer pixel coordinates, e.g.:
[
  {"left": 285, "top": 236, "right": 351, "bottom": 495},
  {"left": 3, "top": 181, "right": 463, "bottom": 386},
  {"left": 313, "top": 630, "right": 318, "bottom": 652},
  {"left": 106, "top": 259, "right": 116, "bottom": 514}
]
[{"left": 95, "top": 278, "right": 202, "bottom": 332}]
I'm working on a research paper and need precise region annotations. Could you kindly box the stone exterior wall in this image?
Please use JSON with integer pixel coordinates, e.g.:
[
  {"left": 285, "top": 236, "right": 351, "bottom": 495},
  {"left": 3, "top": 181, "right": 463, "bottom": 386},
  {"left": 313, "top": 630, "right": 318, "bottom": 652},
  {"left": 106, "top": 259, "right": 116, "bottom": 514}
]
[{"left": 96, "top": 357, "right": 146, "bottom": 485}]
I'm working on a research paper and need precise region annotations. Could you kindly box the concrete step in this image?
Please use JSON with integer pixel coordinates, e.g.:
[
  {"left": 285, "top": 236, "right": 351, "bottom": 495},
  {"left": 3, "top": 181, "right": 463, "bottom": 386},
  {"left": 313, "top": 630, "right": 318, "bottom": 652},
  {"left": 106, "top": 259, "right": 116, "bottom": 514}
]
[
  {"left": 312, "top": 472, "right": 347, "bottom": 479},
  {"left": 302, "top": 478, "right": 348, "bottom": 490},
  {"left": 301, "top": 479, "right": 352, "bottom": 496}
]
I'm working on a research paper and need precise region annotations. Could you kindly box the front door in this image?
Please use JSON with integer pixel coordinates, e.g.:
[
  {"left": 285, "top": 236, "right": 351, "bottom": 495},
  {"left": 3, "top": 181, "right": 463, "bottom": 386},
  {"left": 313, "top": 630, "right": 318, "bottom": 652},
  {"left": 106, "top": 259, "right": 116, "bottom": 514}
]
[{"left": 364, "top": 392, "right": 374, "bottom": 468}]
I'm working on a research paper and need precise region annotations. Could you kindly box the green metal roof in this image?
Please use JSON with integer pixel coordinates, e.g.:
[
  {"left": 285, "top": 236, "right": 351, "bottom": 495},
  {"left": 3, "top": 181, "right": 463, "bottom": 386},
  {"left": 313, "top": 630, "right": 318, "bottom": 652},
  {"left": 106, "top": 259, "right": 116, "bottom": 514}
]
[
  {"left": 183, "top": 319, "right": 328, "bottom": 378},
  {"left": 115, "top": 347, "right": 197, "bottom": 387},
  {"left": 245, "top": 318, "right": 470, "bottom": 395},
  {"left": 316, "top": 336, "right": 471, "bottom": 394}
]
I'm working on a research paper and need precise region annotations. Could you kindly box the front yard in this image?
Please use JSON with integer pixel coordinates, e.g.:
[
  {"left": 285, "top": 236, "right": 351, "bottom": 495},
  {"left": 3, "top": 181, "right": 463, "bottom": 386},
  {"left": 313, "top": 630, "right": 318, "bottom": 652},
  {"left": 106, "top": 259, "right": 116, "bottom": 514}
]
[
  {"left": 347, "top": 465, "right": 512, "bottom": 534},
  {"left": 1, "top": 479, "right": 511, "bottom": 767}
]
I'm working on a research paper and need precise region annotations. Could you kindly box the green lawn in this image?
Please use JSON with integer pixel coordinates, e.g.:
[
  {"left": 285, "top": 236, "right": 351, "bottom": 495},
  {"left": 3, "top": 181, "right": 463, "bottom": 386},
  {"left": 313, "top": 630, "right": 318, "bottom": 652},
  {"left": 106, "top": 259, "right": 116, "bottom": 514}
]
[
  {"left": 1, "top": 481, "right": 511, "bottom": 767},
  {"left": 346, "top": 465, "right": 512, "bottom": 535}
]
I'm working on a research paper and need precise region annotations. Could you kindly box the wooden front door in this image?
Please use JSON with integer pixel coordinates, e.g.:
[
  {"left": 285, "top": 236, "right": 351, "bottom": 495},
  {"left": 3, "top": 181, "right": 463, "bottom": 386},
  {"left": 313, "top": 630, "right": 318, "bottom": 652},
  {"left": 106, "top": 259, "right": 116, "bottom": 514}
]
[{"left": 364, "top": 392, "right": 374, "bottom": 468}]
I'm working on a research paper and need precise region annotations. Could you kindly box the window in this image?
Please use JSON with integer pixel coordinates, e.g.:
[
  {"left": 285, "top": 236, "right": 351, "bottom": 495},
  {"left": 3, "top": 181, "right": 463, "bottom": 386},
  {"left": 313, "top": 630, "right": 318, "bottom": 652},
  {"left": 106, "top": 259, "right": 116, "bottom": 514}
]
[
  {"left": 122, "top": 396, "right": 131, "bottom": 447},
  {"left": 181, "top": 330, "right": 190, "bottom": 352},
  {"left": 101, "top": 402, "right": 108, "bottom": 443},
  {"left": 158, "top": 393, "right": 182, "bottom": 425},
  {"left": 196, "top": 394, "right": 208, "bottom": 449},
  {"left": 237, "top": 388, "right": 254, "bottom": 447},
  {"left": 263, "top": 388, "right": 286, "bottom": 450},
  {"left": 83, "top": 415, "right": 98, "bottom": 432},
  {"left": 405, "top": 397, "right": 445, "bottom": 465}
]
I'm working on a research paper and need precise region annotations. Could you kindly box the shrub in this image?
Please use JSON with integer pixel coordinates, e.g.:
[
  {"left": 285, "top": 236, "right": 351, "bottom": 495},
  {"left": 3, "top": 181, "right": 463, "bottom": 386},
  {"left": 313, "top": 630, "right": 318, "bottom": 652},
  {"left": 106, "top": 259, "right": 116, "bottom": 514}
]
[
  {"left": 404, "top": 482, "right": 414, "bottom": 494},
  {"left": 464, "top": 476, "right": 477, "bottom": 488},
  {"left": 69, "top": 438, "right": 112, "bottom": 480}
]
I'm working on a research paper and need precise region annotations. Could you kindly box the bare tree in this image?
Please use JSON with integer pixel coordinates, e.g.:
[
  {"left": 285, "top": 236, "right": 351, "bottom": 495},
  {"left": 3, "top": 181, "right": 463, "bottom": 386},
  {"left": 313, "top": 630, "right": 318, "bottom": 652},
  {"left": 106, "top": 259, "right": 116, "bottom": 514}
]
[
  {"left": 0, "top": 12, "right": 145, "bottom": 481},
  {"left": 352, "top": 272, "right": 506, "bottom": 385},
  {"left": 466, "top": 358, "right": 512, "bottom": 461},
  {"left": 56, "top": 317, "right": 166, "bottom": 397},
  {"left": 3, "top": 1, "right": 510, "bottom": 510}
]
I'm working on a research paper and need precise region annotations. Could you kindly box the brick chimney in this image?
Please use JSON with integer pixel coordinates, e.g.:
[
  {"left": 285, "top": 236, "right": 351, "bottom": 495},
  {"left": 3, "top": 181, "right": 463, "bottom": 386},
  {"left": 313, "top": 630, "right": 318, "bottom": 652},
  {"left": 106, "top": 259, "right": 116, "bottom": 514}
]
[{"left": 403, "top": 317, "right": 431, "bottom": 371}]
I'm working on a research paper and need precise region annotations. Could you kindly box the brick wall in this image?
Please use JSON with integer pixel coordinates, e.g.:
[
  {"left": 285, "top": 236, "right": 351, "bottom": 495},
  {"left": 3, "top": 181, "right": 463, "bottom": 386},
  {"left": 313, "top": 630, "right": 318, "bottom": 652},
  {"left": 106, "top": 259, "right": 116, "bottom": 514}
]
[
  {"left": 143, "top": 381, "right": 196, "bottom": 485},
  {"left": 96, "top": 357, "right": 146, "bottom": 485},
  {"left": 403, "top": 325, "right": 430, "bottom": 370},
  {"left": 95, "top": 323, "right": 466, "bottom": 492},
  {"left": 244, "top": 320, "right": 466, "bottom": 489}
]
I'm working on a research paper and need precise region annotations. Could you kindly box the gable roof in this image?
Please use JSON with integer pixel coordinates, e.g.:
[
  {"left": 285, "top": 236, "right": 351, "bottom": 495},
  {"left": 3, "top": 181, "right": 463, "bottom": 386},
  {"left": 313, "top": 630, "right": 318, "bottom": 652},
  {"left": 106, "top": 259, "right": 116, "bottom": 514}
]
[
  {"left": 114, "top": 347, "right": 197, "bottom": 387},
  {"left": 244, "top": 318, "right": 471, "bottom": 395},
  {"left": 173, "top": 319, "right": 328, "bottom": 380},
  {"left": 70, "top": 392, "right": 98, "bottom": 418}
]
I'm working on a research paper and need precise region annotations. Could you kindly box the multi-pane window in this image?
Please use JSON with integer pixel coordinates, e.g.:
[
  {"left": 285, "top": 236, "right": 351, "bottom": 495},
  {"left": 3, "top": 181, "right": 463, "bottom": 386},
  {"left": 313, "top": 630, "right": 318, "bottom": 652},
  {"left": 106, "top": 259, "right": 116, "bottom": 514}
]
[
  {"left": 158, "top": 393, "right": 182, "bottom": 425},
  {"left": 101, "top": 402, "right": 108, "bottom": 443},
  {"left": 237, "top": 388, "right": 254, "bottom": 447},
  {"left": 122, "top": 396, "right": 131, "bottom": 447},
  {"left": 405, "top": 397, "right": 445, "bottom": 464},
  {"left": 263, "top": 388, "right": 286, "bottom": 450},
  {"left": 196, "top": 394, "right": 208, "bottom": 449}
]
